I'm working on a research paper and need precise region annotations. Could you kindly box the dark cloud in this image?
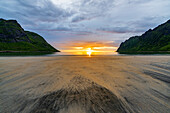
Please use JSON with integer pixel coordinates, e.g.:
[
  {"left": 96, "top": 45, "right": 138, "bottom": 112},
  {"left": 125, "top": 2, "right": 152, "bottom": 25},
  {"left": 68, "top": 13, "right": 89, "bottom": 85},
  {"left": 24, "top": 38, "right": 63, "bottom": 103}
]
[
  {"left": 17, "top": 0, "right": 74, "bottom": 20},
  {"left": 97, "top": 27, "right": 138, "bottom": 34},
  {"left": 0, "top": 0, "right": 75, "bottom": 28},
  {"left": 71, "top": 16, "right": 87, "bottom": 23}
]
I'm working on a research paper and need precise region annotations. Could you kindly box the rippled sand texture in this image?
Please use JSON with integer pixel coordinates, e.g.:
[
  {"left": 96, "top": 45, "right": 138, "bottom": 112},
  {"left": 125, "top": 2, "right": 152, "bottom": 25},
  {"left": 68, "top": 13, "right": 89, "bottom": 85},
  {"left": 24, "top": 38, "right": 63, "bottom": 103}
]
[{"left": 0, "top": 56, "right": 170, "bottom": 113}]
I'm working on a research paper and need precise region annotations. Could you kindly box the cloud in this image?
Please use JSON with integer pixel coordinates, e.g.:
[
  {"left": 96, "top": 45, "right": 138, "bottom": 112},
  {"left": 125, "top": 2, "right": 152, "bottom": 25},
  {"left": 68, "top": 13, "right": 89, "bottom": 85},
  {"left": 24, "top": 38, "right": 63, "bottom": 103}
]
[
  {"left": 0, "top": 0, "right": 170, "bottom": 49},
  {"left": 55, "top": 40, "right": 119, "bottom": 49}
]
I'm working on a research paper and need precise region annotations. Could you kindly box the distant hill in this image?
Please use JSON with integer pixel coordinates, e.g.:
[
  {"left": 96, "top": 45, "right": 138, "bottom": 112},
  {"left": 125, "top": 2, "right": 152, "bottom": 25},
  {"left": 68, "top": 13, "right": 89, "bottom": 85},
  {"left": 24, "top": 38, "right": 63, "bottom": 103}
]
[
  {"left": 0, "top": 18, "right": 59, "bottom": 52},
  {"left": 117, "top": 20, "right": 170, "bottom": 53}
]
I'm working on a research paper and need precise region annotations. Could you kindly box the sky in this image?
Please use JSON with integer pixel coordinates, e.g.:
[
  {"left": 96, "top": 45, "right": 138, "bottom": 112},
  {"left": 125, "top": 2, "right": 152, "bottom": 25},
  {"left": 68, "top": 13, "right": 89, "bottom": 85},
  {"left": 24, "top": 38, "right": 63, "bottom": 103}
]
[{"left": 0, "top": 0, "right": 170, "bottom": 53}]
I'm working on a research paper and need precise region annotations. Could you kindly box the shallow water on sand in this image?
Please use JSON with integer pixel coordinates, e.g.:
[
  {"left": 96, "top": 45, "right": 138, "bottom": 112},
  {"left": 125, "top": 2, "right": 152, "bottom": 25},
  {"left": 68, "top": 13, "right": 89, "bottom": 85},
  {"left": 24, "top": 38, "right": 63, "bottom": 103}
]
[{"left": 0, "top": 55, "right": 170, "bottom": 113}]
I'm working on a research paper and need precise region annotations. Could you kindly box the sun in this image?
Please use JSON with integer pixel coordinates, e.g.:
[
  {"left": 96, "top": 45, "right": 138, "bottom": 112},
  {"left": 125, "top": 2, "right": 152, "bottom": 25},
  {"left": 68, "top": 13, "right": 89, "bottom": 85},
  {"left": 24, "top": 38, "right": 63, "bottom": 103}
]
[{"left": 86, "top": 48, "right": 93, "bottom": 56}]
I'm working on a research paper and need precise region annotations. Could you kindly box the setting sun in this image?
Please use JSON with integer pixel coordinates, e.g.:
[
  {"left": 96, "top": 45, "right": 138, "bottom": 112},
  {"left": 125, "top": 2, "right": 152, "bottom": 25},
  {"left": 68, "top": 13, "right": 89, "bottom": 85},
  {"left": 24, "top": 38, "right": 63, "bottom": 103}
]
[{"left": 86, "top": 48, "right": 93, "bottom": 56}]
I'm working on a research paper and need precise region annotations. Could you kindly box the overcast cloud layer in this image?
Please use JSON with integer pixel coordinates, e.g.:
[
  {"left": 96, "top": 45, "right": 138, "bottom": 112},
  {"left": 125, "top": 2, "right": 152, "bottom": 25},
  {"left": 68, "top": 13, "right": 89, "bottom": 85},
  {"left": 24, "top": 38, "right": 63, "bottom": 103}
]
[{"left": 0, "top": 0, "right": 170, "bottom": 49}]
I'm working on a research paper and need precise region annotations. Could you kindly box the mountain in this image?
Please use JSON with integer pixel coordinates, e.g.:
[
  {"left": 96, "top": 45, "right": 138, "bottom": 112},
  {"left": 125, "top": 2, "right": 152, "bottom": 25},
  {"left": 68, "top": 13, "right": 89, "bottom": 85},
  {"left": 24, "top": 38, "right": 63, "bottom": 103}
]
[
  {"left": 117, "top": 20, "right": 170, "bottom": 53},
  {"left": 0, "top": 18, "right": 59, "bottom": 52}
]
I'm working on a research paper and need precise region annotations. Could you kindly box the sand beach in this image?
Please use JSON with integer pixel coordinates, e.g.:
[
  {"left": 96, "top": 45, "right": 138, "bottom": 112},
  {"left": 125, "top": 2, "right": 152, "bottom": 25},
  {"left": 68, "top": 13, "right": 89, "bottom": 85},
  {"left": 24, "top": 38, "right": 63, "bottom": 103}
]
[{"left": 0, "top": 55, "right": 170, "bottom": 113}]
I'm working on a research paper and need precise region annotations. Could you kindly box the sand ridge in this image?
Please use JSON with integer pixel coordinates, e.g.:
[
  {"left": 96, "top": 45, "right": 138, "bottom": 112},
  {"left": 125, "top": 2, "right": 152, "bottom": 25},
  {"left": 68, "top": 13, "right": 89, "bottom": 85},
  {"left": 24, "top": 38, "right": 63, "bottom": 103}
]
[{"left": 31, "top": 76, "right": 128, "bottom": 113}]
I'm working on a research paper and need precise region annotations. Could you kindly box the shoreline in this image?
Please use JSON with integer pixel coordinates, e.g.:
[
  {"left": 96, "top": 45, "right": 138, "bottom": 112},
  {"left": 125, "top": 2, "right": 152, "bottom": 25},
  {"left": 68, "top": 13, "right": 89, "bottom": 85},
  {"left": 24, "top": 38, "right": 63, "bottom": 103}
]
[
  {"left": 118, "top": 51, "right": 170, "bottom": 54},
  {"left": 0, "top": 51, "right": 59, "bottom": 56},
  {"left": 0, "top": 51, "right": 60, "bottom": 53}
]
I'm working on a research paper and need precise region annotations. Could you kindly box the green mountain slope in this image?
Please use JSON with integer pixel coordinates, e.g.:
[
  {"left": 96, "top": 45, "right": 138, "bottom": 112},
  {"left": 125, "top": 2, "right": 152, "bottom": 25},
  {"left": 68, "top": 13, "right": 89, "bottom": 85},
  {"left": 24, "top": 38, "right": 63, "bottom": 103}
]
[
  {"left": 0, "top": 18, "right": 59, "bottom": 52},
  {"left": 117, "top": 20, "right": 170, "bottom": 53}
]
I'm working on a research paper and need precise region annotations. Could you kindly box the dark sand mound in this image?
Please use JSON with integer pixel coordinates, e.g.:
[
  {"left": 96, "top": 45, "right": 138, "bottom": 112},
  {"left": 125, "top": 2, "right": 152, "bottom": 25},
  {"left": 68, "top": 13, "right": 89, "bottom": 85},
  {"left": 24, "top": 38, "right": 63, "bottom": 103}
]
[{"left": 31, "top": 76, "right": 128, "bottom": 113}]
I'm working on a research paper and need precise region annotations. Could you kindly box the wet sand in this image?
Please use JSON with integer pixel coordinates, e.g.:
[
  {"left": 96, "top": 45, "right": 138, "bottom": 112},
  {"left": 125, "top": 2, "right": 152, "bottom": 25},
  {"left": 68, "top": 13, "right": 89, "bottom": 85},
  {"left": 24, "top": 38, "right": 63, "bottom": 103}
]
[{"left": 0, "top": 55, "right": 170, "bottom": 113}]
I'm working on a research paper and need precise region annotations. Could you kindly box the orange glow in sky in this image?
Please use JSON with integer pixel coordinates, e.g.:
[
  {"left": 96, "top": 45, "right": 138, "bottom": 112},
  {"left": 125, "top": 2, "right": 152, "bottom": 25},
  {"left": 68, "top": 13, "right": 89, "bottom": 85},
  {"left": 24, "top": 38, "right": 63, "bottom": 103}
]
[
  {"left": 54, "top": 41, "right": 118, "bottom": 56},
  {"left": 61, "top": 46, "right": 118, "bottom": 56}
]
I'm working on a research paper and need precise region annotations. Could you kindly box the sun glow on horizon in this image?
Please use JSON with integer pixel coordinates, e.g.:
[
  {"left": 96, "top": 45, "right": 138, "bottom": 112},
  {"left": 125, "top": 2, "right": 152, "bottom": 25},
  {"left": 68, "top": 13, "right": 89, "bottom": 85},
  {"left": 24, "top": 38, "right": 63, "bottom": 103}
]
[{"left": 61, "top": 46, "right": 118, "bottom": 56}]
